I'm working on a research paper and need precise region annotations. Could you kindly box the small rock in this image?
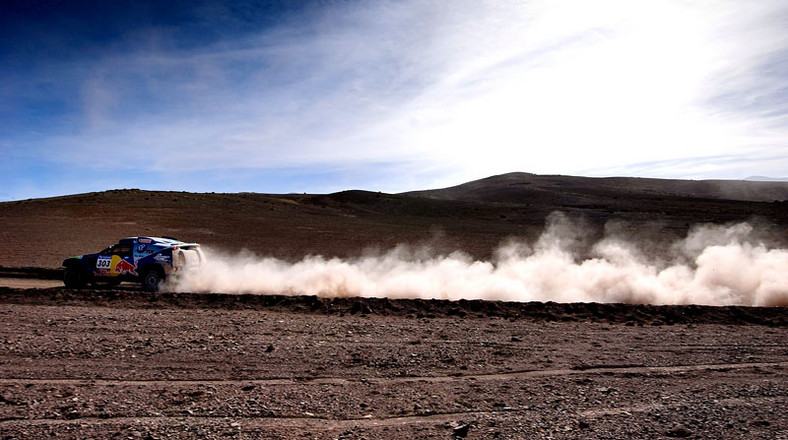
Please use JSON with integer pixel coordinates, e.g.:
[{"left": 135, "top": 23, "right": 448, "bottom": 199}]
[
  {"left": 453, "top": 423, "right": 470, "bottom": 438},
  {"left": 665, "top": 425, "right": 693, "bottom": 438}
]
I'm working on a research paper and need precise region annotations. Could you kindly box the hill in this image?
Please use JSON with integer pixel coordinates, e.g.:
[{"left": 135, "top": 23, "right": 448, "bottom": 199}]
[
  {"left": 1, "top": 173, "right": 786, "bottom": 268},
  {"left": 404, "top": 172, "right": 788, "bottom": 203}
]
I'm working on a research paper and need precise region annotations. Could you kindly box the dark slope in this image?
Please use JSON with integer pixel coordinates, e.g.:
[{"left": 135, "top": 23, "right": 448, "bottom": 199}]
[
  {"left": 399, "top": 173, "right": 788, "bottom": 243},
  {"left": 403, "top": 172, "right": 788, "bottom": 204}
]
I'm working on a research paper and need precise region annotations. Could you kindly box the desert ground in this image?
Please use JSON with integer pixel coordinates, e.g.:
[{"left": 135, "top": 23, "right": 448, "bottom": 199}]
[{"left": 1, "top": 173, "right": 787, "bottom": 439}]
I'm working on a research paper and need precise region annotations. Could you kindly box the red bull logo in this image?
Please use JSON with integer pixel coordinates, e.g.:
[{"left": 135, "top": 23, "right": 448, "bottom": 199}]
[{"left": 112, "top": 257, "right": 138, "bottom": 276}]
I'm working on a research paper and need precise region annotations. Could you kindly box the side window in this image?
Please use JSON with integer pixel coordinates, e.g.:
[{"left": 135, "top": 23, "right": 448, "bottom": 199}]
[{"left": 112, "top": 245, "right": 132, "bottom": 257}]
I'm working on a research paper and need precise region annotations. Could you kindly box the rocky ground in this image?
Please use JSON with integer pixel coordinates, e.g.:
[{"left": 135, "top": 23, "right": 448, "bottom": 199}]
[
  {"left": 1, "top": 175, "right": 786, "bottom": 438},
  {"left": 1, "top": 287, "right": 786, "bottom": 439}
]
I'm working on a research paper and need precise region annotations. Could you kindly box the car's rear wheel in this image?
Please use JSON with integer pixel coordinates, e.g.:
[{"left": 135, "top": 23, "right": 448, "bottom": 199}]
[
  {"left": 141, "top": 267, "right": 165, "bottom": 292},
  {"left": 63, "top": 266, "right": 86, "bottom": 288}
]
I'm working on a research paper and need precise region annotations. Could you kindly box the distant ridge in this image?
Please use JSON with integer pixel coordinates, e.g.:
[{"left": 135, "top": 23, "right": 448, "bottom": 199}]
[
  {"left": 745, "top": 176, "right": 788, "bottom": 182},
  {"left": 403, "top": 172, "right": 788, "bottom": 203}
]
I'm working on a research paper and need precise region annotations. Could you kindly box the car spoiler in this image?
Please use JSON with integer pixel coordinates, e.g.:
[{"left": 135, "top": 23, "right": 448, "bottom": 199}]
[{"left": 174, "top": 243, "right": 201, "bottom": 249}]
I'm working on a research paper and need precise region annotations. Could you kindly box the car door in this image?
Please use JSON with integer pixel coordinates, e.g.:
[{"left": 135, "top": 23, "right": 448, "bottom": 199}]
[
  {"left": 94, "top": 244, "right": 136, "bottom": 278},
  {"left": 92, "top": 246, "right": 115, "bottom": 279}
]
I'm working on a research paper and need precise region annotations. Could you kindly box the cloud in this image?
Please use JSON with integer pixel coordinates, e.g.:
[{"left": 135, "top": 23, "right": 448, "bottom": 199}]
[
  {"left": 172, "top": 215, "right": 788, "bottom": 307},
  {"left": 394, "top": 1, "right": 788, "bottom": 178},
  {"left": 2, "top": 0, "right": 788, "bottom": 198}
]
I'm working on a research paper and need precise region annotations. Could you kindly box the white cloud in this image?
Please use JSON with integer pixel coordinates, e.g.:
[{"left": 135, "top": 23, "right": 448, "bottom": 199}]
[{"left": 48, "top": 0, "right": 788, "bottom": 186}]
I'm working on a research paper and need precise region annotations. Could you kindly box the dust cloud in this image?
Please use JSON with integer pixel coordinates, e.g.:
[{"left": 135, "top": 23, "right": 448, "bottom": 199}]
[{"left": 171, "top": 213, "right": 787, "bottom": 306}]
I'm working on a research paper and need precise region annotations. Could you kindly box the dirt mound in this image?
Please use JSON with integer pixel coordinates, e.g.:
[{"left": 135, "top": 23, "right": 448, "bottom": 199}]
[
  {"left": 1, "top": 287, "right": 784, "bottom": 326},
  {"left": 0, "top": 265, "right": 62, "bottom": 279}
]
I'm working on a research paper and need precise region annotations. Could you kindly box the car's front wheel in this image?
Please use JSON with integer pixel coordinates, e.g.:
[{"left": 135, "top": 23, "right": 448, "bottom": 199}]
[
  {"left": 141, "top": 267, "right": 165, "bottom": 292},
  {"left": 63, "top": 266, "right": 87, "bottom": 288}
]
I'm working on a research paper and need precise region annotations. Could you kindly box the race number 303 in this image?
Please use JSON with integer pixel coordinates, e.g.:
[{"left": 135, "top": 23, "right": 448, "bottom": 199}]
[{"left": 96, "top": 258, "right": 112, "bottom": 269}]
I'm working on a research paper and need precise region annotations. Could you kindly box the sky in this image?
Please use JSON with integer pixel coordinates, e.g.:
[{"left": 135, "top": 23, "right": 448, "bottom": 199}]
[{"left": 1, "top": 0, "right": 787, "bottom": 201}]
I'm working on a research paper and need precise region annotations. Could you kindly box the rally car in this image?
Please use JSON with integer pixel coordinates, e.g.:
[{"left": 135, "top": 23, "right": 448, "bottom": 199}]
[{"left": 62, "top": 237, "right": 205, "bottom": 291}]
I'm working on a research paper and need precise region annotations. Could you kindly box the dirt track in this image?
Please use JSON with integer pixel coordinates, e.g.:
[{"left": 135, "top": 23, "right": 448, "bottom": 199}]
[{"left": 1, "top": 287, "right": 786, "bottom": 439}]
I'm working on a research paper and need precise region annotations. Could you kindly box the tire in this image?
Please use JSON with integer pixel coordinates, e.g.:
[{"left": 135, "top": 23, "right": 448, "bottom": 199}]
[
  {"left": 141, "top": 267, "right": 165, "bottom": 292},
  {"left": 63, "top": 266, "right": 87, "bottom": 288}
]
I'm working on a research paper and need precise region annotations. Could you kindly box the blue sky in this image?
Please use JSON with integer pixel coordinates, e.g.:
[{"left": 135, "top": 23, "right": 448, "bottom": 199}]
[{"left": 2, "top": 0, "right": 787, "bottom": 201}]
